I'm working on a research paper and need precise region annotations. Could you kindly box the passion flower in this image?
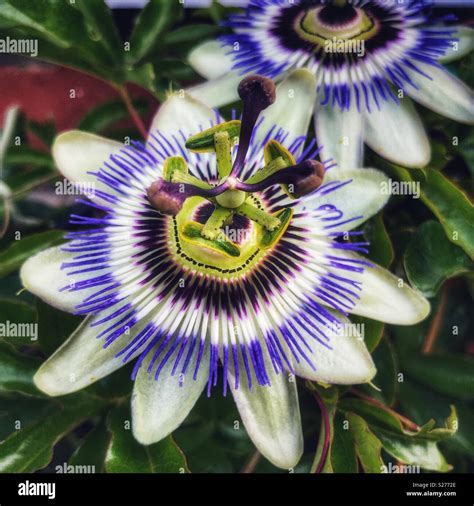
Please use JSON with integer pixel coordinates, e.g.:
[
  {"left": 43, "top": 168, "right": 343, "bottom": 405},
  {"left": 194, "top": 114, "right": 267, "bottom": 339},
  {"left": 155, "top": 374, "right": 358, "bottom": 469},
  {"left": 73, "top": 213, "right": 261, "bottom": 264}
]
[
  {"left": 188, "top": 0, "right": 474, "bottom": 169},
  {"left": 20, "top": 71, "right": 429, "bottom": 469}
]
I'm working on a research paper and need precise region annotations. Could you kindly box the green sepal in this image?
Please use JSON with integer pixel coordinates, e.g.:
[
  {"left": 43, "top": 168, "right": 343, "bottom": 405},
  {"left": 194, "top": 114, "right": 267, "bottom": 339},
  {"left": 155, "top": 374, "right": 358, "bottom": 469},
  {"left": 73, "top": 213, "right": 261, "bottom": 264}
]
[
  {"left": 259, "top": 207, "right": 294, "bottom": 249},
  {"left": 185, "top": 120, "right": 241, "bottom": 153},
  {"left": 181, "top": 221, "right": 241, "bottom": 258}
]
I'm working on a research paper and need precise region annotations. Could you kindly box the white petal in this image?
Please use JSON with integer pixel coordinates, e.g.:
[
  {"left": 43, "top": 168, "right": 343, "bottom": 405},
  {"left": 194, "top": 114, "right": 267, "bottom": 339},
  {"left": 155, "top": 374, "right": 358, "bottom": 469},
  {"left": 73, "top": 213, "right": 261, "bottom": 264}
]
[
  {"left": 330, "top": 252, "right": 430, "bottom": 325},
  {"left": 132, "top": 344, "right": 209, "bottom": 445},
  {"left": 188, "top": 40, "right": 234, "bottom": 80},
  {"left": 301, "top": 168, "right": 390, "bottom": 231},
  {"left": 314, "top": 102, "right": 364, "bottom": 170},
  {"left": 147, "top": 93, "right": 217, "bottom": 142},
  {"left": 186, "top": 72, "right": 242, "bottom": 108},
  {"left": 405, "top": 63, "right": 474, "bottom": 124},
  {"left": 293, "top": 311, "right": 376, "bottom": 384},
  {"left": 439, "top": 26, "right": 474, "bottom": 63},
  {"left": 52, "top": 130, "right": 123, "bottom": 191},
  {"left": 20, "top": 246, "right": 90, "bottom": 313},
  {"left": 254, "top": 69, "right": 317, "bottom": 158},
  {"left": 228, "top": 358, "right": 303, "bottom": 469},
  {"left": 363, "top": 98, "right": 430, "bottom": 168},
  {"left": 33, "top": 308, "right": 146, "bottom": 396}
]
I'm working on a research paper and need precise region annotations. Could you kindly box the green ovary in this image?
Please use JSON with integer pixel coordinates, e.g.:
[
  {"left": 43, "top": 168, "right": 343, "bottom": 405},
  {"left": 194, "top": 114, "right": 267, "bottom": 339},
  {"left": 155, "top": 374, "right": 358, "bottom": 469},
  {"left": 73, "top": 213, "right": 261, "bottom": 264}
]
[{"left": 216, "top": 188, "right": 247, "bottom": 209}]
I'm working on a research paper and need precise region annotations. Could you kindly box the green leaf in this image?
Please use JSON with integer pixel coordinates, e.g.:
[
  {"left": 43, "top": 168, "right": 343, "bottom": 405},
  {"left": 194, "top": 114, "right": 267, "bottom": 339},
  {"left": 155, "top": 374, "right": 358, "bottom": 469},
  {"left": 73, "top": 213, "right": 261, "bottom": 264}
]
[
  {"left": 163, "top": 24, "right": 220, "bottom": 46},
  {"left": 358, "top": 336, "right": 398, "bottom": 406},
  {"left": 0, "top": 393, "right": 53, "bottom": 441},
  {"left": 69, "top": 421, "right": 111, "bottom": 473},
  {"left": 0, "top": 0, "right": 123, "bottom": 83},
  {"left": 5, "top": 166, "right": 55, "bottom": 195},
  {"left": 78, "top": 99, "right": 149, "bottom": 135},
  {"left": 351, "top": 214, "right": 392, "bottom": 352},
  {"left": 181, "top": 439, "right": 233, "bottom": 473},
  {"left": 154, "top": 59, "right": 199, "bottom": 81},
  {"left": 7, "top": 30, "right": 118, "bottom": 81},
  {"left": 364, "top": 214, "right": 394, "bottom": 268},
  {"left": 448, "top": 404, "right": 474, "bottom": 459},
  {"left": 310, "top": 385, "right": 338, "bottom": 473},
  {"left": 5, "top": 145, "right": 54, "bottom": 168},
  {"left": 128, "top": 0, "right": 182, "bottom": 64},
  {"left": 458, "top": 130, "right": 474, "bottom": 176},
  {"left": 0, "top": 394, "right": 102, "bottom": 472},
  {"left": 404, "top": 220, "right": 473, "bottom": 297},
  {"left": 340, "top": 397, "right": 456, "bottom": 442},
  {"left": 0, "top": 342, "right": 42, "bottom": 396},
  {"left": 36, "top": 299, "right": 83, "bottom": 356},
  {"left": 399, "top": 380, "right": 474, "bottom": 459},
  {"left": 416, "top": 405, "right": 458, "bottom": 442},
  {"left": 401, "top": 353, "right": 474, "bottom": 400},
  {"left": 125, "top": 63, "right": 164, "bottom": 97},
  {"left": 0, "top": 230, "right": 64, "bottom": 278},
  {"left": 28, "top": 120, "right": 56, "bottom": 147},
  {"left": 338, "top": 398, "right": 403, "bottom": 433},
  {"left": 105, "top": 405, "right": 188, "bottom": 473},
  {"left": 330, "top": 412, "right": 358, "bottom": 473},
  {"left": 393, "top": 166, "right": 474, "bottom": 259},
  {"left": 346, "top": 412, "right": 384, "bottom": 473},
  {"left": 370, "top": 337, "right": 398, "bottom": 406},
  {"left": 72, "top": 0, "right": 123, "bottom": 65},
  {"left": 351, "top": 315, "right": 385, "bottom": 352},
  {"left": 340, "top": 393, "right": 456, "bottom": 471},
  {"left": 85, "top": 363, "right": 134, "bottom": 402},
  {"left": 0, "top": 298, "right": 37, "bottom": 347},
  {"left": 173, "top": 393, "right": 249, "bottom": 473},
  {"left": 372, "top": 429, "right": 451, "bottom": 472}
]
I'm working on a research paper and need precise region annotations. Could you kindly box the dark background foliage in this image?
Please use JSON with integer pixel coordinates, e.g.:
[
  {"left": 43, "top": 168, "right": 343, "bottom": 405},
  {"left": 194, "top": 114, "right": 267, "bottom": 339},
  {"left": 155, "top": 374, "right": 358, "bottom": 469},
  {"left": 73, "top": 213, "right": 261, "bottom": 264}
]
[{"left": 0, "top": 0, "right": 473, "bottom": 474}]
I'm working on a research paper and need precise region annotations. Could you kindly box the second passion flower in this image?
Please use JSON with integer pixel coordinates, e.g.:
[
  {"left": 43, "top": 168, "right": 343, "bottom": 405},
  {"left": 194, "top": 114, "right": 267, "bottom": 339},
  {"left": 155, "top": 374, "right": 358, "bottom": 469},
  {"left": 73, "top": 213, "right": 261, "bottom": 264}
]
[
  {"left": 188, "top": 0, "right": 474, "bottom": 170},
  {"left": 20, "top": 71, "right": 429, "bottom": 469}
]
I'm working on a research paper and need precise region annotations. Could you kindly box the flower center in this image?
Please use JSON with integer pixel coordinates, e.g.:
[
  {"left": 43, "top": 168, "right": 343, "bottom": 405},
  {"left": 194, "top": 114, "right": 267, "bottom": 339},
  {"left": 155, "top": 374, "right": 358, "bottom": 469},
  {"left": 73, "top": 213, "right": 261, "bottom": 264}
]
[
  {"left": 170, "top": 195, "right": 269, "bottom": 276},
  {"left": 294, "top": 2, "right": 378, "bottom": 46},
  {"left": 318, "top": 2, "right": 358, "bottom": 27},
  {"left": 147, "top": 76, "right": 325, "bottom": 276}
]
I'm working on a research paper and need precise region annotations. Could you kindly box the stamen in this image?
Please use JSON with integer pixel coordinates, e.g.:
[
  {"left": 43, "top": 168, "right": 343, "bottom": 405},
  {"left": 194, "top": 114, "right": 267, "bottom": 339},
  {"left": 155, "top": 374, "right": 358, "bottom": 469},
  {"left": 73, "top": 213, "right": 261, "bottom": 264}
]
[
  {"left": 147, "top": 180, "right": 229, "bottom": 216},
  {"left": 147, "top": 180, "right": 190, "bottom": 216},
  {"left": 231, "top": 75, "right": 276, "bottom": 178},
  {"left": 236, "top": 160, "right": 325, "bottom": 198}
]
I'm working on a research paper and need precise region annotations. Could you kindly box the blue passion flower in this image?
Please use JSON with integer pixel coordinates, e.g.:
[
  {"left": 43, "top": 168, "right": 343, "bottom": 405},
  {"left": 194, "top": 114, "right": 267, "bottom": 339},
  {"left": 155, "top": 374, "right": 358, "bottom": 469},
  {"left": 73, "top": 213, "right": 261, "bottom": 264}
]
[
  {"left": 187, "top": 0, "right": 474, "bottom": 170},
  {"left": 20, "top": 71, "right": 429, "bottom": 469}
]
